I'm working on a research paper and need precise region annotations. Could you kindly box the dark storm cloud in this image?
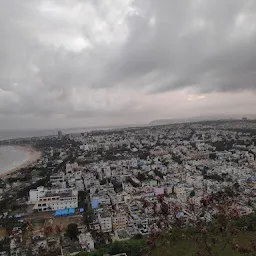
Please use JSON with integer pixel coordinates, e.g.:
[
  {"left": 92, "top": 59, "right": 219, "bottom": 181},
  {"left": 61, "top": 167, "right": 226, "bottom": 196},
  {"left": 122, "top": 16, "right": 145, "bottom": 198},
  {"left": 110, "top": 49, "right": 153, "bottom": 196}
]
[
  {"left": 0, "top": 0, "right": 256, "bottom": 125},
  {"left": 105, "top": 0, "right": 256, "bottom": 93}
]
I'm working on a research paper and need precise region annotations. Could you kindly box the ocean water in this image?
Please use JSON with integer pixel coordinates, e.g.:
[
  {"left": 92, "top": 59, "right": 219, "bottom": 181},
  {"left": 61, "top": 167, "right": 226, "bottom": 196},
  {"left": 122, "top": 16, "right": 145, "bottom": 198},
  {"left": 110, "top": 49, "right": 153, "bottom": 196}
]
[
  {"left": 0, "top": 129, "right": 58, "bottom": 141},
  {"left": 0, "top": 125, "right": 136, "bottom": 141},
  {"left": 0, "top": 128, "right": 96, "bottom": 141},
  {"left": 0, "top": 125, "right": 140, "bottom": 174},
  {"left": 0, "top": 146, "right": 30, "bottom": 174}
]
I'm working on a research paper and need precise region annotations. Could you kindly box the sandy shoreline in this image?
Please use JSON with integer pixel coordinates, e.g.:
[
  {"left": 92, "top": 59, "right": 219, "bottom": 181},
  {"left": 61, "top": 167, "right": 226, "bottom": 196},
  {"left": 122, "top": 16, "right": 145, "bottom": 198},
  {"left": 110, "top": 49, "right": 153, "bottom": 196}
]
[{"left": 0, "top": 145, "right": 42, "bottom": 178}]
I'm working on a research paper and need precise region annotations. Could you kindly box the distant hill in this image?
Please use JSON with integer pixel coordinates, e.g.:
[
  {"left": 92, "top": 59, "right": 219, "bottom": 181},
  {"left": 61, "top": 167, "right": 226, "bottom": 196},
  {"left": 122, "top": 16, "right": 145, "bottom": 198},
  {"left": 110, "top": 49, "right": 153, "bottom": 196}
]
[{"left": 149, "top": 114, "right": 256, "bottom": 126}]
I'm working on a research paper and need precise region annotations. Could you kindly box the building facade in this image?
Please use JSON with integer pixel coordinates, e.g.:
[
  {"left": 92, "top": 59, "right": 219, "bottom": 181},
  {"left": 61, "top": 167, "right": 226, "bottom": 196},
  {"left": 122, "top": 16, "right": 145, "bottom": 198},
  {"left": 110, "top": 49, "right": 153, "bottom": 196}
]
[{"left": 29, "top": 186, "right": 78, "bottom": 212}]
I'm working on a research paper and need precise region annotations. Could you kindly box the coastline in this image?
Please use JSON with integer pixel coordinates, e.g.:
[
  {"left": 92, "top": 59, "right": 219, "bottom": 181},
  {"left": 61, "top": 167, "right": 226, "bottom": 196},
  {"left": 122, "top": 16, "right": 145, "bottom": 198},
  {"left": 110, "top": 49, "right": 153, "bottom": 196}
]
[{"left": 0, "top": 145, "right": 42, "bottom": 178}]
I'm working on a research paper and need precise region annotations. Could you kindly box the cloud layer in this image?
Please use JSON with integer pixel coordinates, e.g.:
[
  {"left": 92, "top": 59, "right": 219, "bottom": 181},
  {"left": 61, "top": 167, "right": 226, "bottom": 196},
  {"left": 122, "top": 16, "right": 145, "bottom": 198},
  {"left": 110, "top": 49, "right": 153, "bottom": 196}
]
[{"left": 1, "top": 0, "right": 256, "bottom": 129}]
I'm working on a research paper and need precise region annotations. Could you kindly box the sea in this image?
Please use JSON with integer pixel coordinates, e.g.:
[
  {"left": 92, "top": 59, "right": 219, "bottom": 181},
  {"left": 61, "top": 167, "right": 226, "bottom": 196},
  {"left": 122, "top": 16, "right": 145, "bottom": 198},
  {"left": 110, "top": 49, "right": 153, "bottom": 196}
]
[
  {"left": 0, "top": 128, "right": 96, "bottom": 175},
  {"left": 0, "top": 125, "right": 136, "bottom": 141},
  {"left": 0, "top": 146, "right": 30, "bottom": 174},
  {"left": 0, "top": 124, "right": 143, "bottom": 174}
]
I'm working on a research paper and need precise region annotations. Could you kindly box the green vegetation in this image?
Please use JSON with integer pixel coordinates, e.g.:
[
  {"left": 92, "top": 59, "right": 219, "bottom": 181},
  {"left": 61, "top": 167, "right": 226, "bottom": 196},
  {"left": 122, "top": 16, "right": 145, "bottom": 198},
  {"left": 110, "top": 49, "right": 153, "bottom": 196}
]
[
  {"left": 137, "top": 172, "right": 148, "bottom": 181},
  {"left": 203, "top": 173, "right": 224, "bottom": 182},
  {"left": 148, "top": 213, "right": 256, "bottom": 255},
  {"left": 211, "top": 140, "right": 235, "bottom": 151},
  {"left": 148, "top": 228, "right": 256, "bottom": 256},
  {"left": 154, "top": 169, "right": 164, "bottom": 179},
  {"left": 76, "top": 238, "right": 149, "bottom": 256},
  {"left": 78, "top": 228, "right": 256, "bottom": 256},
  {"left": 78, "top": 190, "right": 87, "bottom": 209},
  {"left": 76, "top": 213, "right": 256, "bottom": 256},
  {"left": 189, "top": 190, "right": 195, "bottom": 197},
  {"left": 65, "top": 223, "right": 79, "bottom": 240},
  {"left": 84, "top": 208, "right": 94, "bottom": 228}
]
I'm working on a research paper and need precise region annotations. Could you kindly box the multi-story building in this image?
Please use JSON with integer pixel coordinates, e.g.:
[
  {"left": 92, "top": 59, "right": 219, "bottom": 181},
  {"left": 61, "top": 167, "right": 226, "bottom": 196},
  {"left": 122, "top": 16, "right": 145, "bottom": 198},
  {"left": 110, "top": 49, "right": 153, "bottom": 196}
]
[
  {"left": 29, "top": 186, "right": 78, "bottom": 212},
  {"left": 91, "top": 195, "right": 111, "bottom": 205},
  {"left": 89, "top": 220, "right": 101, "bottom": 232},
  {"left": 57, "top": 130, "right": 63, "bottom": 140},
  {"left": 50, "top": 172, "right": 65, "bottom": 186},
  {"left": 112, "top": 212, "right": 128, "bottom": 231},
  {"left": 98, "top": 212, "right": 112, "bottom": 233}
]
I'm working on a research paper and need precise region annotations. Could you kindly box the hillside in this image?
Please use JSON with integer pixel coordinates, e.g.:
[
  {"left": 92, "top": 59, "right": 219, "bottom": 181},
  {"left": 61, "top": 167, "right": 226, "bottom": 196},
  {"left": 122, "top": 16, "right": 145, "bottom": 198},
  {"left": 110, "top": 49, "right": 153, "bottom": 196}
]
[
  {"left": 77, "top": 213, "right": 256, "bottom": 256},
  {"left": 76, "top": 229, "right": 256, "bottom": 256},
  {"left": 146, "top": 228, "right": 256, "bottom": 256},
  {"left": 149, "top": 114, "right": 256, "bottom": 126}
]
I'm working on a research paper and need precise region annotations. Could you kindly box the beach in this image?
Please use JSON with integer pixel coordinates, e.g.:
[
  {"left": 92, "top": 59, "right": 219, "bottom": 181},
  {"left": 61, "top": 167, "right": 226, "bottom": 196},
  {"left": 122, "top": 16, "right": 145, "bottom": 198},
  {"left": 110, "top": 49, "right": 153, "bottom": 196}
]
[{"left": 0, "top": 145, "right": 42, "bottom": 178}]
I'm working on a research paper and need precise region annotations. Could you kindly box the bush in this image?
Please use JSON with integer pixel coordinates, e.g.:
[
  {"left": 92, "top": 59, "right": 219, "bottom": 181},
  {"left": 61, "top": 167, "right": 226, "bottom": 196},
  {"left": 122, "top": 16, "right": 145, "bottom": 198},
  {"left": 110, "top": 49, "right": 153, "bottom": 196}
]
[{"left": 65, "top": 223, "right": 79, "bottom": 240}]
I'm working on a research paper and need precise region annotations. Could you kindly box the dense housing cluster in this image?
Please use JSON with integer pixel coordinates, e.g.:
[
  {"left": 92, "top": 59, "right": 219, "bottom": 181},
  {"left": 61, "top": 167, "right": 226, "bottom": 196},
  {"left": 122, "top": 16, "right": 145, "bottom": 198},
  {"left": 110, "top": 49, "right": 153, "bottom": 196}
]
[{"left": 0, "top": 120, "right": 256, "bottom": 255}]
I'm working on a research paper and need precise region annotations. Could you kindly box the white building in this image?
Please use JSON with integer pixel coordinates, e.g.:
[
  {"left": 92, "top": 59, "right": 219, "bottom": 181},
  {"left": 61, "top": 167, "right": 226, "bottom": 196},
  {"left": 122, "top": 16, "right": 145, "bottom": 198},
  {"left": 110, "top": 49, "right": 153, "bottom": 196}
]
[
  {"left": 80, "top": 144, "right": 98, "bottom": 151},
  {"left": 98, "top": 213, "right": 112, "bottom": 233},
  {"left": 29, "top": 186, "right": 78, "bottom": 212},
  {"left": 78, "top": 233, "right": 94, "bottom": 251}
]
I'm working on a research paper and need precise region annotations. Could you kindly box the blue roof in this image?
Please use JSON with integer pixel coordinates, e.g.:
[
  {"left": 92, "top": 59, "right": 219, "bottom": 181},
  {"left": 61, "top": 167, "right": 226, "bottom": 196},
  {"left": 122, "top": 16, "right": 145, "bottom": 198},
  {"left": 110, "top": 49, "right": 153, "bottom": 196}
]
[
  {"left": 92, "top": 199, "right": 101, "bottom": 209},
  {"left": 54, "top": 208, "right": 76, "bottom": 217},
  {"left": 79, "top": 208, "right": 84, "bottom": 212},
  {"left": 68, "top": 208, "right": 75, "bottom": 214},
  {"left": 176, "top": 212, "right": 184, "bottom": 217},
  {"left": 55, "top": 210, "right": 62, "bottom": 217},
  {"left": 247, "top": 177, "right": 256, "bottom": 182},
  {"left": 57, "top": 210, "right": 62, "bottom": 216},
  {"left": 62, "top": 209, "right": 69, "bottom": 216}
]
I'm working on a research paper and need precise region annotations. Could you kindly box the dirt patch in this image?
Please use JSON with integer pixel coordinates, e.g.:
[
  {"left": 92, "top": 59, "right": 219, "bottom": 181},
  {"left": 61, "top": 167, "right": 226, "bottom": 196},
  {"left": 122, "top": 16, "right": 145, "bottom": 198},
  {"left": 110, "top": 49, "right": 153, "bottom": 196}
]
[{"left": 0, "top": 228, "right": 7, "bottom": 238}]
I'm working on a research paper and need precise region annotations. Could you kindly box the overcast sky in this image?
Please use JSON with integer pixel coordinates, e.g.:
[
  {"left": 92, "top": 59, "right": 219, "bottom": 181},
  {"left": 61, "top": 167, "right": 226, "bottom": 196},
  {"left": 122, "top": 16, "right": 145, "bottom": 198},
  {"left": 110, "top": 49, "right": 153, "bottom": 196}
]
[{"left": 1, "top": 0, "right": 256, "bottom": 130}]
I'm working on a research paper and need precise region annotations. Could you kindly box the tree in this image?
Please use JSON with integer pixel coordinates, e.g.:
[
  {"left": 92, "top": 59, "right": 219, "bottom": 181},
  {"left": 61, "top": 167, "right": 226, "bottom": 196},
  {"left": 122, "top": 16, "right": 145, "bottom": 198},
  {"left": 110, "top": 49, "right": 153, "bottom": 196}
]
[
  {"left": 233, "top": 182, "right": 240, "bottom": 191},
  {"left": 247, "top": 200, "right": 253, "bottom": 207},
  {"left": 137, "top": 172, "right": 147, "bottom": 181},
  {"left": 84, "top": 208, "right": 93, "bottom": 228},
  {"left": 161, "top": 202, "right": 169, "bottom": 217},
  {"left": 65, "top": 223, "right": 79, "bottom": 240},
  {"left": 224, "top": 187, "right": 235, "bottom": 198},
  {"left": 190, "top": 190, "right": 195, "bottom": 197},
  {"left": 38, "top": 168, "right": 47, "bottom": 177},
  {"left": 133, "top": 234, "right": 143, "bottom": 240}
]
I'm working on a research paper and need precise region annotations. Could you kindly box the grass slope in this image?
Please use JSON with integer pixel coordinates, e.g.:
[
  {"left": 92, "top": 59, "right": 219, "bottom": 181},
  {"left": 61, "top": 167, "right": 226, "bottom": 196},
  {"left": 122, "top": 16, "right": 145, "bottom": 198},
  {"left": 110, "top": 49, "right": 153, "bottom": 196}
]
[{"left": 148, "top": 228, "right": 256, "bottom": 256}]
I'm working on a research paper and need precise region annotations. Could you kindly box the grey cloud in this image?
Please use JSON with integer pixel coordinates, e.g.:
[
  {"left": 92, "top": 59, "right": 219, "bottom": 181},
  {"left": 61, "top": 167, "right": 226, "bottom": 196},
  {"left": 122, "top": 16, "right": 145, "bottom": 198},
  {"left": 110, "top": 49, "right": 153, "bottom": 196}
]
[
  {"left": 1, "top": 0, "right": 256, "bottom": 128},
  {"left": 108, "top": 0, "right": 256, "bottom": 93}
]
